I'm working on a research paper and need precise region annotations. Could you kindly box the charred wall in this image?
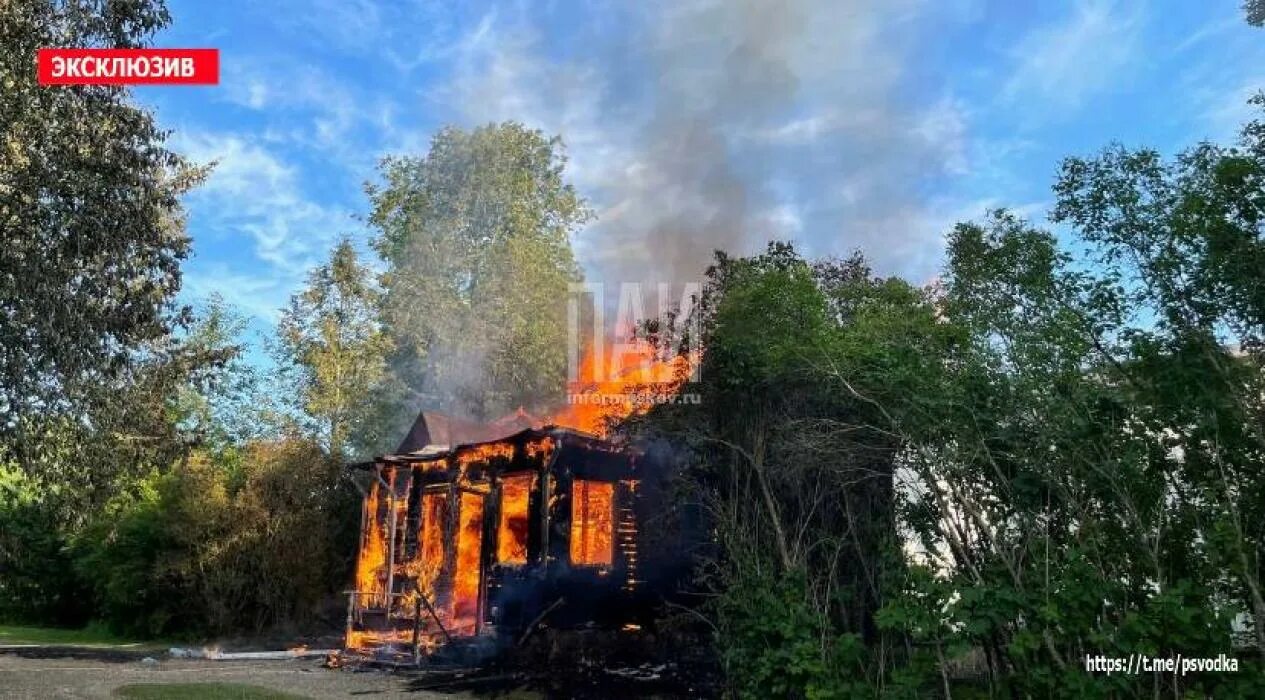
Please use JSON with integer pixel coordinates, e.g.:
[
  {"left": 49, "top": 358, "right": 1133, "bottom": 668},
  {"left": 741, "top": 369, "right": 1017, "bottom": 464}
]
[{"left": 345, "top": 427, "right": 700, "bottom": 656}]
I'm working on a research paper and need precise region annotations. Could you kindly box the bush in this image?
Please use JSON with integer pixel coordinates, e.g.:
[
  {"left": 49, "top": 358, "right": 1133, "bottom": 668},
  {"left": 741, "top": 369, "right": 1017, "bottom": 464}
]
[
  {"left": 0, "top": 463, "right": 91, "bottom": 626},
  {"left": 716, "top": 568, "right": 872, "bottom": 699},
  {"left": 72, "top": 436, "right": 353, "bottom": 638},
  {"left": 73, "top": 474, "right": 191, "bottom": 636},
  {"left": 229, "top": 437, "right": 351, "bottom": 631}
]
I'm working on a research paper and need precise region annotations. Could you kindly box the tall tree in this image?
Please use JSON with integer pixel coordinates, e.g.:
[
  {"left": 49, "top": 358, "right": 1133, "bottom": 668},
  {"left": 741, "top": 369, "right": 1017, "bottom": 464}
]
[
  {"left": 171, "top": 295, "right": 276, "bottom": 450},
  {"left": 0, "top": 0, "right": 201, "bottom": 469},
  {"left": 368, "top": 122, "right": 589, "bottom": 424},
  {"left": 278, "top": 240, "right": 391, "bottom": 458},
  {"left": 872, "top": 106, "right": 1265, "bottom": 697},
  {"left": 634, "top": 243, "right": 918, "bottom": 696}
]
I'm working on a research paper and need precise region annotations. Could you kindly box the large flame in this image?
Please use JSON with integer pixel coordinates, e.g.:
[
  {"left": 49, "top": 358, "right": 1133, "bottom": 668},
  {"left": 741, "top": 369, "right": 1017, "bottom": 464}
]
[
  {"left": 497, "top": 473, "right": 534, "bottom": 565},
  {"left": 347, "top": 338, "right": 691, "bottom": 653},
  {"left": 456, "top": 441, "right": 515, "bottom": 468},
  {"left": 570, "top": 479, "right": 614, "bottom": 566},
  {"left": 415, "top": 492, "right": 446, "bottom": 601},
  {"left": 354, "top": 476, "right": 387, "bottom": 605},
  {"left": 548, "top": 337, "right": 694, "bottom": 435},
  {"left": 452, "top": 491, "right": 485, "bottom": 630}
]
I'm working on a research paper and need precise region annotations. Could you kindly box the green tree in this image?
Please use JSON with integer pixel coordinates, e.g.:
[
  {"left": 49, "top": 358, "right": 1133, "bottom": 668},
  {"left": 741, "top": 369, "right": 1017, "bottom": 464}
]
[
  {"left": 1051, "top": 113, "right": 1265, "bottom": 660},
  {"left": 870, "top": 103, "right": 1265, "bottom": 696},
  {"left": 172, "top": 295, "right": 277, "bottom": 451},
  {"left": 278, "top": 240, "right": 391, "bottom": 458},
  {"left": 368, "top": 122, "right": 589, "bottom": 424},
  {"left": 73, "top": 436, "right": 348, "bottom": 637},
  {"left": 0, "top": 0, "right": 202, "bottom": 467},
  {"left": 0, "top": 460, "right": 92, "bottom": 625},
  {"left": 635, "top": 243, "right": 932, "bottom": 696},
  {"left": 641, "top": 97, "right": 1265, "bottom": 692}
]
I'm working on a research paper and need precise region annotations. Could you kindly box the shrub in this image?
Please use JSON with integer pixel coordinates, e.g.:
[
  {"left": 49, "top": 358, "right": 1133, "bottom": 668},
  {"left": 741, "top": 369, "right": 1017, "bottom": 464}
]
[
  {"left": 72, "top": 436, "right": 352, "bottom": 637},
  {"left": 0, "top": 463, "right": 91, "bottom": 626},
  {"left": 716, "top": 568, "right": 871, "bottom": 698}
]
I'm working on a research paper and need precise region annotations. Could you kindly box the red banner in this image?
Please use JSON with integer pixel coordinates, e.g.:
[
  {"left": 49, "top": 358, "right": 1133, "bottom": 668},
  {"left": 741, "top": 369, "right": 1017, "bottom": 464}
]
[{"left": 37, "top": 48, "right": 219, "bottom": 86}]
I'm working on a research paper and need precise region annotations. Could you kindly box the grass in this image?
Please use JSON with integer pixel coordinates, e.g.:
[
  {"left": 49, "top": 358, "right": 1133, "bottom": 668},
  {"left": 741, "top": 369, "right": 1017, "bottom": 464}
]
[
  {"left": 113, "top": 683, "right": 310, "bottom": 699},
  {"left": 0, "top": 622, "right": 167, "bottom": 649}
]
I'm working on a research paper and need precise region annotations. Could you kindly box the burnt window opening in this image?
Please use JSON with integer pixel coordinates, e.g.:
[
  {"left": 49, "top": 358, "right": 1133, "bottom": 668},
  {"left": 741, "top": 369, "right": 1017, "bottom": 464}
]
[
  {"left": 415, "top": 490, "right": 447, "bottom": 601},
  {"left": 345, "top": 423, "right": 699, "bottom": 659},
  {"left": 570, "top": 479, "right": 614, "bottom": 567},
  {"left": 355, "top": 476, "right": 388, "bottom": 603},
  {"left": 497, "top": 473, "right": 534, "bottom": 565},
  {"left": 453, "top": 491, "right": 485, "bottom": 627}
]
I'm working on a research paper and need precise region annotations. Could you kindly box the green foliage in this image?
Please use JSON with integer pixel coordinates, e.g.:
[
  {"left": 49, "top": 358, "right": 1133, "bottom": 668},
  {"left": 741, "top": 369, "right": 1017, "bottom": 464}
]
[
  {"left": 1, "top": 0, "right": 203, "bottom": 460},
  {"left": 717, "top": 569, "right": 869, "bottom": 699},
  {"left": 2, "top": 0, "right": 1262, "bottom": 679},
  {"left": 651, "top": 102, "right": 1265, "bottom": 697},
  {"left": 175, "top": 296, "right": 280, "bottom": 450},
  {"left": 0, "top": 462, "right": 90, "bottom": 625},
  {"left": 369, "top": 122, "right": 589, "bottom": 424},
  {"left": 641, "top": 243, "right": 934, "bottom": 696},
  {"left": 706, "top": 251, "right": 831, "bottom": 392},
  {"left": 870, "top": 103, "right": 1265, "bottom": 697},
  {"left": 278, "top": 241, "right": 392, "bottom": 459},
  {"left": 1246, "top": 0, "right": 1264, "bottom": 27},
  {"left": 71, "top": 438, "right": 350, "bottom": 638},
  {"left": 0, "top": 293, "right": 272, "bottom": 631},
  {"left": 73, "top": 475, "right": 183, "bottom": 635}
]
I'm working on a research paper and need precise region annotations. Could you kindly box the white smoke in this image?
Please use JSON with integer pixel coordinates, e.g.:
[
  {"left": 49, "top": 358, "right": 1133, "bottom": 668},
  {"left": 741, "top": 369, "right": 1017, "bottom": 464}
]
[{"left": 439, "top": 0, "right": 967, "bottom": 286}]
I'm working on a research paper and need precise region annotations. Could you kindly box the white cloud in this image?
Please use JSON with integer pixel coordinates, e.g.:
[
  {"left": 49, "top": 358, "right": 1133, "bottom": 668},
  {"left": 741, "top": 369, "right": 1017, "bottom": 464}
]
[
  {"left": 222, "top": 78, "right": 269, "bottom": 110},
  {"left": 283, "top": 0, "right": 386, "bottom": 52},
  {"left": 1172, "top": 16, "right": 1239, "bottom": 55},
  {"left": 916, "top": 97, "right": 971, "bottom": 176},
  {"left": 1162, "top": 13, "right": 1265, "bottom": 145},
  {"left": 226, "top": 61, "right": 367, "bottom": 151},
  {"left": 1198, "top": 77, "right": 1265, "bottom": 142},
  {"left": 182, "top": 264, "right": 290, "bottom": 321},
  {"left": 172, "top": 130, "right": 358, "bottom": 318},
  {"left": 1001, "top": 0, "right": 1144, "bottom": 113}
]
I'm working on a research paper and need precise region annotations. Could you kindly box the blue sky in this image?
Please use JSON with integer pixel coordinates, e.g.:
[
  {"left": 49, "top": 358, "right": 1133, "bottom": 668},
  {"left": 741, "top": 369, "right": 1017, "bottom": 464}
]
[{"left": 135, "top": 0, "right": 1264, "bottom": 344}]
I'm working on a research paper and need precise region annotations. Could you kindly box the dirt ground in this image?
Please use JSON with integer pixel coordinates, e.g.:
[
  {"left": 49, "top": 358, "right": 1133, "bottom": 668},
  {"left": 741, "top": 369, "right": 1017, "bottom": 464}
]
[{"left": 0, "top": 649, "right": 465, "bottom": 700}]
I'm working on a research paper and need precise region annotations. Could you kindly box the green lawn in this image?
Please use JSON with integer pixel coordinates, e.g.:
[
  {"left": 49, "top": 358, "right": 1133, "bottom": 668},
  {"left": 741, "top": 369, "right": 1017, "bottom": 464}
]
[
  {"left": 0, "top": 623, "right": 166, "bottom": 649},
  {"left": 113, "top": 683, "right": 309, "bottom": 700}
]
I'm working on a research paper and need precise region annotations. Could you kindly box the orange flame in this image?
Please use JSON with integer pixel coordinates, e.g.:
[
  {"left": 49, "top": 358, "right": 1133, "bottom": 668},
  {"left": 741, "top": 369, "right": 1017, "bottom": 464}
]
[
  {"left": 548, "top": 337, "right": 695, "bottom": 436},
  {"left": 497, "top": 473, "right": 534, "bottom": 565},
  {"left": 452, "top": 491, "right": 485, "bottom": 629},
  {"left": 354, "top": 475, "right": 387, "bottom": 603},
  {"left": 524, "top": 436, "right": 555, "bottom": 459},
  {"left": 570, "top": 479, "right": 614, "bottom": 566},
  {"left": 456, "top": 441, "right": 515, "bottom": 467},
  {"left": 617, "top": 479, "right": 639, "bottom": 590},
  {"left": 413, "top": 492, "right": 447, "bottom": 601}
]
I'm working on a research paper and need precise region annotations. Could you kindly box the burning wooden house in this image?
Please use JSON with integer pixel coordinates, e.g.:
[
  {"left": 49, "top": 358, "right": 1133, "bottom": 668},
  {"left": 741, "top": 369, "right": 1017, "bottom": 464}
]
[{"left": 343, "top": 410, "right": 685, "bottom": 662}]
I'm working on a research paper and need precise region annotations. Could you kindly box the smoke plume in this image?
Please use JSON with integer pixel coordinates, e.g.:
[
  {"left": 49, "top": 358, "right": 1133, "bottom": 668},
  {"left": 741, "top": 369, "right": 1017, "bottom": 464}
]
[{"left": 445, "top": 0, "right": 964, "bottom": 286}]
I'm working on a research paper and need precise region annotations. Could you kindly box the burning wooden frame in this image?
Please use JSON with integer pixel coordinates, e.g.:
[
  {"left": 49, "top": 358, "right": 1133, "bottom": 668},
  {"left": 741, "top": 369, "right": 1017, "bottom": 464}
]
[{"left": 343, "top": 424, "right": 669, "bottom": 663}]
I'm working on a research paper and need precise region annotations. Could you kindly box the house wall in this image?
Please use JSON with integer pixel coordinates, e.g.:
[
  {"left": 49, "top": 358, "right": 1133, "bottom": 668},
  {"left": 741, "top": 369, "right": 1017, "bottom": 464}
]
[{"left": 345, "top": 429, "right": 649, "bottom": 654}]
